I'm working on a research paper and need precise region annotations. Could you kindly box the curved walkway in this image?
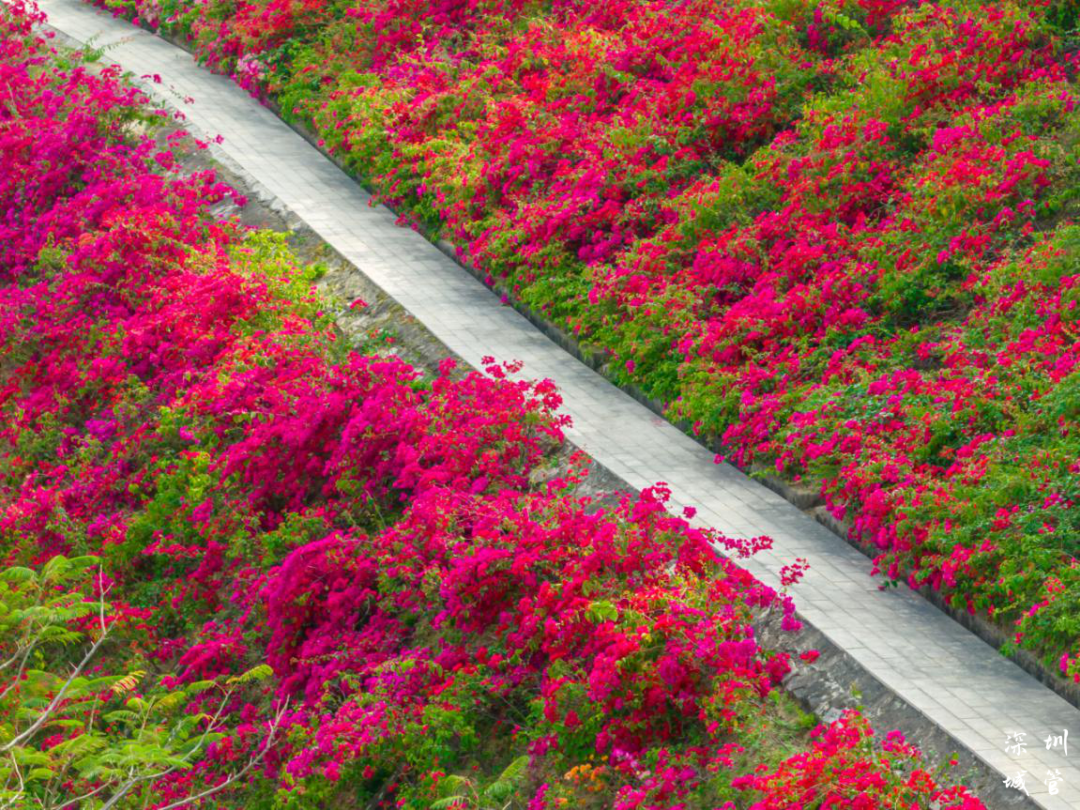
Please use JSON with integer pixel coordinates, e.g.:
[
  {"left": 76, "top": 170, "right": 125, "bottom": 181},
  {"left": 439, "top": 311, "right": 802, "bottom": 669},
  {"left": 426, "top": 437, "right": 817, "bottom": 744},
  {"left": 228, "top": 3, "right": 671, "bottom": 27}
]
[{"left": 39, "top": 0, "right": 1080, "bottom": 805}]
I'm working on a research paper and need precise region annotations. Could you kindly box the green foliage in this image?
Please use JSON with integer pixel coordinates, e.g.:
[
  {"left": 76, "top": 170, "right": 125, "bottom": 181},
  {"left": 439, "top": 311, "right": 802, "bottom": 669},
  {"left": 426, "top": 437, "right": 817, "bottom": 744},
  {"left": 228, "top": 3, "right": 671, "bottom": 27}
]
[
  {"left": 0, "top": 557, "right": 277, "bottom": 809},
  {"left": 430, "top": 756, "right": 530, "bottom": 810}
]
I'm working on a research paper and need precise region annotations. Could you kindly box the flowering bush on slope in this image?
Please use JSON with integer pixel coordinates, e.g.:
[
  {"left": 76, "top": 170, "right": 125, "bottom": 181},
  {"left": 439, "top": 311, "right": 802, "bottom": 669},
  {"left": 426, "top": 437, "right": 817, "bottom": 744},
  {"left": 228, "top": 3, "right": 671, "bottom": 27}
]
[
  {"left": 96, "top": 0, "right": 1080, "bottom": 677},
  {"left": 2, "top": 2, "right": 985, "bottom": 807}
]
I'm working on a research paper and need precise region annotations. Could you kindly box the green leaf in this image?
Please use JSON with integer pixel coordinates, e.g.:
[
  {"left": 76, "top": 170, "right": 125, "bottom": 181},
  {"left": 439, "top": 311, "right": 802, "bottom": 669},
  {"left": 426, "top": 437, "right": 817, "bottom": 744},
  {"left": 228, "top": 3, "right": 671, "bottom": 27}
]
[
  {"left": 102, "top": 710, "right": 139, "bottom": 724},
  {"left": 497, "top": 755, "right": 528, "bottom": 785},
  {"left": 585, "top": 600, "right": 618, "bottom": 623},
  {"left": 226, "top": 663, "right": 273, "bottom": 685},
  {"left": 49, "top": 733, "right": 107, "bottom": 758},
  {"left": 0, "top": 567, "right": 36, "bottom": 583},
  {"left": 482, "top": 781, "right": 513, "bottom": 801},
  {"left": 436, "top": 774, "right": 471, "bottom": 799}
]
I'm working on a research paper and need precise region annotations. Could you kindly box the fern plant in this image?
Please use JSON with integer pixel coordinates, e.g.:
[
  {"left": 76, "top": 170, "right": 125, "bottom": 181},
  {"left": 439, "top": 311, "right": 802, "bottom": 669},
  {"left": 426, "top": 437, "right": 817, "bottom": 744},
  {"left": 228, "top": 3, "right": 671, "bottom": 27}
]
[
  {"left": 0, "top": 557, "right": 284, "bottom": 809},
  {"left": 430, "top": 756, "right": 530, "bottom": 810}
]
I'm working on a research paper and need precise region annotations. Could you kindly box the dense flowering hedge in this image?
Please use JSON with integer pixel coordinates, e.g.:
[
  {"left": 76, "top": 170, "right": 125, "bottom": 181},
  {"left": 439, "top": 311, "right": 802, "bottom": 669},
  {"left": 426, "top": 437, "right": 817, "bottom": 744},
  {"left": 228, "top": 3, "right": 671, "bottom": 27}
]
[
  {"left": 1, "top": 1, "right": 991, "bottom": 806},
  {"left": 94, "top": 0, "right": 1080, "bottom": 679}
]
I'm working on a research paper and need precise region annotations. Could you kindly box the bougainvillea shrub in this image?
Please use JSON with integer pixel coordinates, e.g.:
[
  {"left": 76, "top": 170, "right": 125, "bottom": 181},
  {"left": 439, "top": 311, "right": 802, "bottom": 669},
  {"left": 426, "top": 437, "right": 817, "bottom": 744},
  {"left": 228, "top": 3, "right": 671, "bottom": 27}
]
[
  {"left": 2, "top": 1, "right": 989, "bottom": 806},
  {"left": 90, "top": 0, "right": 1080, "bottom": 678}
]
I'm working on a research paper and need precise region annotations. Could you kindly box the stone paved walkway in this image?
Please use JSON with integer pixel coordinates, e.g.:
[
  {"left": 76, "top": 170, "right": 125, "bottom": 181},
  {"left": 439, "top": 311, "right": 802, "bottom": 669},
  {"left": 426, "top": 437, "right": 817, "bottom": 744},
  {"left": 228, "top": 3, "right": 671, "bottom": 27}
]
[{"left": 39, "top": 0, "right": 1080, "bottom": 805}]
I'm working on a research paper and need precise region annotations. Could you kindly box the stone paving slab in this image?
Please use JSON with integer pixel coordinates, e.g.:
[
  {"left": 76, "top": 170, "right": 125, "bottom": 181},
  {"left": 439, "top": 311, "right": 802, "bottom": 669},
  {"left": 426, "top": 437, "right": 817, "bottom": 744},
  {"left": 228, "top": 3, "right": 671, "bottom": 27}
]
[{"left": 37, "top": 0, "right": 1080, "bottom": 805}]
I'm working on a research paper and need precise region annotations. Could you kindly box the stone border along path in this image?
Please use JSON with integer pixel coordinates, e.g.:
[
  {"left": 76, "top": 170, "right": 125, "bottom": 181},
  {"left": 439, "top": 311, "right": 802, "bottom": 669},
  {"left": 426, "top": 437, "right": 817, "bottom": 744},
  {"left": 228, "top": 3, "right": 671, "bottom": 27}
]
[{"left": 37, "top": 0, "right": 1080, "bottom": 805}]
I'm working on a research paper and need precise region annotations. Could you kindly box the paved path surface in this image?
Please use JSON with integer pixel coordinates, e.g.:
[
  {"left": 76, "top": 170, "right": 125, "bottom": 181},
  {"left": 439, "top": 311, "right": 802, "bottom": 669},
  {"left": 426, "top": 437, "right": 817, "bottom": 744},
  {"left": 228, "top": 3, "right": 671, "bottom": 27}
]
[{"left": 40, "top": 0, "right": 1080, "bottom": 805}]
